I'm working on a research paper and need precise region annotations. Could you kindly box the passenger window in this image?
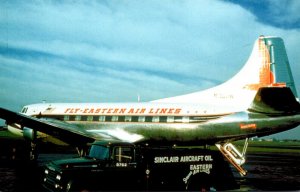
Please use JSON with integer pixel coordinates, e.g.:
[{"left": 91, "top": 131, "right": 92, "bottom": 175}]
[
  {"left": 105, "top": 116, "right": 112, "bottom": 122},
  {"left": 145, "top": 116, "right": 152, "bottom": 122},
  {"left": 81, "top": 116, "right": 87, "bottom": 121},
  {"left": 131, "top": 116, "right": 138, "bottom": 122},
  {"left": 93, "top": 116, "right": 99, "bottom": 121},
  {"left": 174, "top": 116, "right": 182, "bottom": 123},
  {"left": 118, "top": 116, "right": 125, "bottom": 122},
  {"left": 159, "top": 116, "right": 167, "bottom": 122},
  {"left": 69, "top": 116, "right": 75, "bottom": 121}
]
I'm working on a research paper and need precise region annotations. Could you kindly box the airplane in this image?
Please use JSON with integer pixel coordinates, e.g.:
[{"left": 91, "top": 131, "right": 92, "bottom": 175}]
[{"left": 1, "top": 35, "right": 300, "bottom": 175}]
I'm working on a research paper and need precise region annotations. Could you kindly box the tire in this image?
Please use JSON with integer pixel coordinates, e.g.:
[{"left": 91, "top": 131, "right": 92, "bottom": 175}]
[
  {"left": 65, "top": 180, "right": 74, "bottom": 192},
  {"left": 186, "top": 173, "right": 211, "bottom": 191},
  {"left": 65, "top": 180, "right": 90, "bottom": 192}
]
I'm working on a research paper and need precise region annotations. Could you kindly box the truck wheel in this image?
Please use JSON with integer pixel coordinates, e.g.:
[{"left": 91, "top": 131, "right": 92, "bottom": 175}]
[
  {"left": 65, "top": 180, "right": 90, "bottom": 192},
  {"left": 65, "top": 180, "right": 74, "bottom": 192},
  {"left": 186, "top": 173, "right": 211, "bottom": 191}
]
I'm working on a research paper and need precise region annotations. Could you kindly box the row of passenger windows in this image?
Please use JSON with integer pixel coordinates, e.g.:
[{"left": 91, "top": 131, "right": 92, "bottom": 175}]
[
  {"left": 64, "top": 115, "right": 190, "bottom": 123},
  {"left": 42, "top": 115, "right": 212, "bottom": 123}
]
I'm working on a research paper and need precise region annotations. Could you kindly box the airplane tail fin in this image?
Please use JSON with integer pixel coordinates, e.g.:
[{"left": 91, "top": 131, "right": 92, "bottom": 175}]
[
  {"left": 218, "top": 35, "right": 298, "bottom": 97},
  {"left": 153, "top": 36, "right": 298, "bottom": 104},
  {"left": 241, "top": 36, "right": 297, "bottom": 97}
]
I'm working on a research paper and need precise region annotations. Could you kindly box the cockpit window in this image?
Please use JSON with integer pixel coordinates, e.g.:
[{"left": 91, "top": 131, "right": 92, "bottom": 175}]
[{"left": 21, "top": 107, "right": 28, "bottom": 114}]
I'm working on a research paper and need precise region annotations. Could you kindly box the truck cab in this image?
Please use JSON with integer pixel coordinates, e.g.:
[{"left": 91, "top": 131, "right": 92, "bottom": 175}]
[
  {"left": 43, "top": 141, "right": 238, "bottom": 191},
  {"left": 43, "top": 141, "right": 139, "bottom": 191}
]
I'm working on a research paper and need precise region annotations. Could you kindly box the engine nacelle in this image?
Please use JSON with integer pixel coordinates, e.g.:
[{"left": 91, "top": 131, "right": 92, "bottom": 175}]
[{"left": 23, "top": 127, "right": 36, "bottom": 141}]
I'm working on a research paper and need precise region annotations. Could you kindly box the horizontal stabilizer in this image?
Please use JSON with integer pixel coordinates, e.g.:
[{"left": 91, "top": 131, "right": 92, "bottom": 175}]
[{"left": 248, "top": 87, "right": 300, "bottom": 115}]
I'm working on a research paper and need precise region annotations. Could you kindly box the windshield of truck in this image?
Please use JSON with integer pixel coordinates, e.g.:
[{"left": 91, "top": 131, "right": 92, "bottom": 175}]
[{"left": 88, "top": 145, "right": 109, "bottom": 160}]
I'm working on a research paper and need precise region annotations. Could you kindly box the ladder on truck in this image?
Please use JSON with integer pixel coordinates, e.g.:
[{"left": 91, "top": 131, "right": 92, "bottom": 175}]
[{"left": 216, "top": 138, "right": 249, "bottom": 176}]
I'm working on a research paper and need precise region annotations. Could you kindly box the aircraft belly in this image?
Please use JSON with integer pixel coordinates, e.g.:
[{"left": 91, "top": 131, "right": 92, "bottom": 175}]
[
  {"left": 71, "top": 112, "right": 300, "bottom": 144},
  {"left": 132, "top": 124, "right": 214, "bottom": 141},
  {"left": 82, "top": 123, "right": 240, "bottom": 142},
  {"left": 83, "top": 122, "right": 220, "bottom": 142},
  {"left": 254, "top": 114, "right": 300, "bottom": 136}
]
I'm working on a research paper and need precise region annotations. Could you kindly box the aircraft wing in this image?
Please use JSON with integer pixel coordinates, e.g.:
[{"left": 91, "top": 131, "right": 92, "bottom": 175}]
[{"left": 0, "top": 107, "right": 95, "bottom": 146}]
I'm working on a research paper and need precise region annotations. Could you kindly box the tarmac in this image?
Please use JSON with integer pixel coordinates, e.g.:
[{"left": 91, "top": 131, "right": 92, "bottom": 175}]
[
  {"left": 0, "top": 129, "right": 300, "bottom": 191},
  {"left": 234, "top": 152, "right": 300, "bottom": 191}
]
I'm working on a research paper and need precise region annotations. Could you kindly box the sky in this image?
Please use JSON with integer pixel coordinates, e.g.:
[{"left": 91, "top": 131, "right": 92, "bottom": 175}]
[{"left": 1, "top": 0, "right": 300, "bottom": 139}]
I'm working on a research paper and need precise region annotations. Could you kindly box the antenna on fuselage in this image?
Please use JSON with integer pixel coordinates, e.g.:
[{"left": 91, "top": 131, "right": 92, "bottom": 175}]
[{"left": 137, "top": 94, "right": 141, "bottom": 102}]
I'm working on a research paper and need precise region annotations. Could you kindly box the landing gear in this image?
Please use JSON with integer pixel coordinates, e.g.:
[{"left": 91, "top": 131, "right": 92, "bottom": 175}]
[
  {"left": 22, "top": 139, "right": 39, "bottom": 162},
  {"left": 29, "top": 140, "right": 38, "bottom": 161},
  {"left": 216, "top": 138, "right": 249, "bottom": 176},
  {"left": 23, "top": 128, "right": 39, "bottom": 161}
]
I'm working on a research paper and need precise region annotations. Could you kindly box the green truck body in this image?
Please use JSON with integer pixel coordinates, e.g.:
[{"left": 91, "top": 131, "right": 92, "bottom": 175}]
[{"left": 42, "top": 141, "right": 237, "bottom": 191}]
